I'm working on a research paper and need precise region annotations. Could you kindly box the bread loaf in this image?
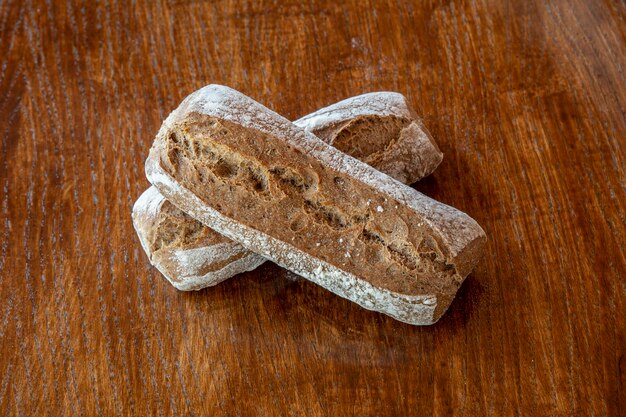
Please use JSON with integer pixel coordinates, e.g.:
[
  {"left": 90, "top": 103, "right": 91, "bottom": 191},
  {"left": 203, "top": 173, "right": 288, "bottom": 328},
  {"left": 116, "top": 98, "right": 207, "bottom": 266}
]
[
  {"left": 134, "top": 92, "right": 443, "bottom": 290},
  {"left": 145, "top": 85, "right": 485, "bottom": 325},
  {"left": 133, "top": 186, "right": 265, "bottom": 289},
  {"left": 294, "top": 92, "right": 442, "bottom": 183}
]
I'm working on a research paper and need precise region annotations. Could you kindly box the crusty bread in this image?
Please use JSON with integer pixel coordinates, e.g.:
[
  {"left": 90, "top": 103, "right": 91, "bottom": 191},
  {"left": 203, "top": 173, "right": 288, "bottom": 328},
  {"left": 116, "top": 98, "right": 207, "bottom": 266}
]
[
  {"left": 134, "top": 92, "right": 443, "bottom": 290},
  {"left": 294, "top": 92, "right": 442, "bottom": 184},
  {"left": 145, "top": 85, "right": 485, "bottom": 325},
  {"left": 132, "top": 187, "right": 264, "bottom": 290}
]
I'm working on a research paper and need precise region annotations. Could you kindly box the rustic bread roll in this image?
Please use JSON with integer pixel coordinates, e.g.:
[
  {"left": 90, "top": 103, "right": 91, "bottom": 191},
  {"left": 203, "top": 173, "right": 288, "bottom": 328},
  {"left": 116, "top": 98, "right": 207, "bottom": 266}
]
[
  {"left": 134, "top": 92, "right": 442, "bottom": 290},
  {"left": 294, "top": 92, "right": 442, "bottom": 183},
  {"left": 145, "top": 85, "right": 485, "bottom": 325},
  {"left": 133, "top": 186, "right": 265, "bottom": 289}
]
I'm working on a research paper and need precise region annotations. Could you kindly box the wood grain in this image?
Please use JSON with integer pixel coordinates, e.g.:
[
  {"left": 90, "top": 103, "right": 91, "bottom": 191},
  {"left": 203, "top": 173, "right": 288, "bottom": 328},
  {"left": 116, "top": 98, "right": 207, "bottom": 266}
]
[{"left": 1, "top": 0, "right": 624, "bottom": 415}]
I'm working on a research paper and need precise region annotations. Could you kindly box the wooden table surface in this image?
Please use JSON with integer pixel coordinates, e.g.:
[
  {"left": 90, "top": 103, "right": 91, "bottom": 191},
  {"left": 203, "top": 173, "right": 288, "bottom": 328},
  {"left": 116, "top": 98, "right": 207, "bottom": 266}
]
[{"left": 2, "top": 0, "right": 625, "bottom": 415}]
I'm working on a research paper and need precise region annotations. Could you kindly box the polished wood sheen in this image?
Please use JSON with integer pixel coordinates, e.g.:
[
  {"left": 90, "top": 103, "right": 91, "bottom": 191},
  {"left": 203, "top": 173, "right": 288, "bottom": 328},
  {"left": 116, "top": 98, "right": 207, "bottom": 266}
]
[{"left": 1, "top": 1, "right": 624, "bottom": 415}]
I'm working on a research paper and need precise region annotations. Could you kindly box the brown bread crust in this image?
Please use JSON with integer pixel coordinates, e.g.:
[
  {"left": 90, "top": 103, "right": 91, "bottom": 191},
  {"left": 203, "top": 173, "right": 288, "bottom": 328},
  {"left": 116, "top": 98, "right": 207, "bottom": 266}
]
[
  {"left": 145, "top": 85, "right": 486, "bottom": 324},
  {"left": 134, "top": 92, "right": 443, "bottom": 291}
]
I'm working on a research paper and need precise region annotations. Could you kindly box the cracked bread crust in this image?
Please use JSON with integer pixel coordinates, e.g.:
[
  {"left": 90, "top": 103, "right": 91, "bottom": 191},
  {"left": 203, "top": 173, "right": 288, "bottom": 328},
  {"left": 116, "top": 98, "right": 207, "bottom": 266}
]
[
  {"left": 135, "top": 92, "right": 445, "bottom": 291},
  {"left": 294, "top": 92, "right": 443, "bottom": 184},
  {"left": 132, "top": 186, "right": 264, "bottom": 290},
  {"left": 145, "top": 85, "right": 486, "bottom": 325}
]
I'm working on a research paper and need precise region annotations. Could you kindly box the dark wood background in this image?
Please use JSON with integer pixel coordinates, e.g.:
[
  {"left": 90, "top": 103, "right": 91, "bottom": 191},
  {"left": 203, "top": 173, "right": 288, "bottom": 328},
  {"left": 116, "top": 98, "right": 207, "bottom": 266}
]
[{"left": 1, "top": 0, "right": 624, "bottom": 415}]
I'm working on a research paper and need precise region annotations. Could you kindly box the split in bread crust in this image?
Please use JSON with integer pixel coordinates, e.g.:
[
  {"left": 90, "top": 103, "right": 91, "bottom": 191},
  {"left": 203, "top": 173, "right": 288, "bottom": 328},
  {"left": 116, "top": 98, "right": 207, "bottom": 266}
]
[
  {"left": 133, "top": 92, "right": 443, "bottom": 290},
  {"left": 295, "top": 92, "right": 443, "bottom": 183},
  {"left": 133, "top": 187, "right": 264, "bottom": 290},
  {"left": 145, "top": 85, "right": 485, "bottom": 325}
]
